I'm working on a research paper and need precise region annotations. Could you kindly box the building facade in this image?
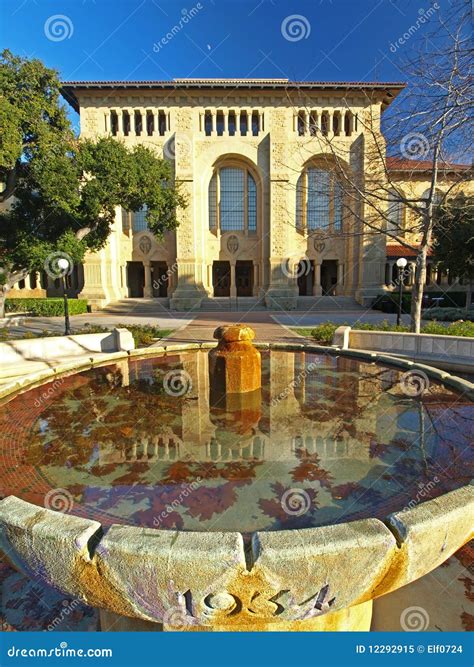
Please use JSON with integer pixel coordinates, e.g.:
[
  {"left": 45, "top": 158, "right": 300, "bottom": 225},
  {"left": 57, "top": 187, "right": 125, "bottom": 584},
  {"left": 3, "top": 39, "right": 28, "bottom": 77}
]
[{"left": 9, "top": 78, "right": 471, "bottom": 309}]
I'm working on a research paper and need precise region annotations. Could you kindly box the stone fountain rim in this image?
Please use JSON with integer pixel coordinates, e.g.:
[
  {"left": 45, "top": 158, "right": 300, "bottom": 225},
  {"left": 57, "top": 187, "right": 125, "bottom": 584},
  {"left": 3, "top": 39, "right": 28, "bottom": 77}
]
[
  {"left": 1, "top": 340, "right": 472, "bottom": 403},
  {"left": 0, "top": 341, "right": 473, "bottom": 625}
]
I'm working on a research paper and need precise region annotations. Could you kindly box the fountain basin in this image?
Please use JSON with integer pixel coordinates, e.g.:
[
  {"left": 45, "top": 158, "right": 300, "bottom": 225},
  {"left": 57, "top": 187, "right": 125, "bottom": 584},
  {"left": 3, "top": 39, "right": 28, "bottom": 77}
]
[{"left": 0, "top": 341, "right": 472, "bottom": 631}]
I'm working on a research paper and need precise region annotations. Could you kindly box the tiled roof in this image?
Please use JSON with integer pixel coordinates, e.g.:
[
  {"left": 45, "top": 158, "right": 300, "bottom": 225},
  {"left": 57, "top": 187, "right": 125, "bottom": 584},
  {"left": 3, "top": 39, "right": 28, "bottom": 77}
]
[
  {"left": 386, "top": 157, "right": 471, "bottom": 172},
  {"left": 386, "top": 244, "right": 433, "bottom": 257},
  {"left": 61, "top": 79, "right": 405, "bottom": 111}
]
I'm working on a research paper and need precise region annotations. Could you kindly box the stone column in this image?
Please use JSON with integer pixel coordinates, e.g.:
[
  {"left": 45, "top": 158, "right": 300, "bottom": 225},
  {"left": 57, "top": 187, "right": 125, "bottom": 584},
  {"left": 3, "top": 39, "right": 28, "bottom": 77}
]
[
  {"left": 313, "top": 263, "right": 322, "bottom": 296},
  {"left": 230, "top": 263, "right": 237, "bottom": 298},
  {"left": 143, "top": 261, "right": 153, "bottom": 297},
  {"left": 223, "top": 110, "right": 228, "bottom": 135},
  {"left": 253, "top": 263, "right": 258, "bottom": 296},
  {"left": 337, "top": 262, "right": 344, "bottom": 295},
  {"left": 116, "top": 109, "right": 124, "bottom": 137}
]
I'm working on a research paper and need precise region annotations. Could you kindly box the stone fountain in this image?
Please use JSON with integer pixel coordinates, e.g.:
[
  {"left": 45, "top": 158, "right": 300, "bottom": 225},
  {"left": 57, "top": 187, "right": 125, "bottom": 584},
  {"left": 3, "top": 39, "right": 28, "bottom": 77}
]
[{"left": 0, "top": 325, "right": 472, "bottom": 632}]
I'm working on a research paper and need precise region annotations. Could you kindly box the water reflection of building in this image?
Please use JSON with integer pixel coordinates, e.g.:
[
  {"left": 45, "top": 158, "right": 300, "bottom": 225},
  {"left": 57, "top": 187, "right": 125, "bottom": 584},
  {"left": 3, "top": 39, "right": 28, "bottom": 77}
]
[{"left": 97, "top": 350, "right": 410, "bottom": 466}]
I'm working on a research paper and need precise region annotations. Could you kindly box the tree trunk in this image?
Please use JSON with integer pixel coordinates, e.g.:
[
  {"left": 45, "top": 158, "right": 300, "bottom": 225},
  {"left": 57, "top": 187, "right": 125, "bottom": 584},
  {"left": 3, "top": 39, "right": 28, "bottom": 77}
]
[
  {"left": 0, "top": 285, "right": 7, "bottom": 319},
  {"left": 410, "top": 250, "right": 427, "bottom": 333},
  {"left": 466, "top": 279, "right": 473, "bottom": 313}
]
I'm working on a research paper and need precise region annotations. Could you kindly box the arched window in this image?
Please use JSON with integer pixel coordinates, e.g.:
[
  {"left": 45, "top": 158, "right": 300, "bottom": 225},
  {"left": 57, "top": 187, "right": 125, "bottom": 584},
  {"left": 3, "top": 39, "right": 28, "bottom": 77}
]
[
  {"left": 421, "top": 188, "right": 443, "bottom": 207},
  {"left": 387, "top": 189, "right": 404, "bottom": 233},
  {"left": 296, "top": 167, "right": 343, "bottom": 232},
  {"left": 132, "top": 206, "right": 148, "bottom": 232},
  {"left": 209, "top": 165, "right": 257, "bottom": 233}
]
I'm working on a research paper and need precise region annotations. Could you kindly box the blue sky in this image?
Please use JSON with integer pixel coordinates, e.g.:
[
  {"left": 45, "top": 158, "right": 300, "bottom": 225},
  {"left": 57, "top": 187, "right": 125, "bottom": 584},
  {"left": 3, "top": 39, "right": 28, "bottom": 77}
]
[{"left": 1, "top": 0, "right": 449, "bottom": 85}]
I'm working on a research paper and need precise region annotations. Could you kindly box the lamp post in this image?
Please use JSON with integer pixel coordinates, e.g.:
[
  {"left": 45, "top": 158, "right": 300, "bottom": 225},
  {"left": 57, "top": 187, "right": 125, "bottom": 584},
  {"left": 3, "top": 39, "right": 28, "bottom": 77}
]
[
  {"left": 396, "top": 257, "right": 408, "bottom": 327},
  {"left": 57, "top": 257, "right": 71, "bottom": 336}
]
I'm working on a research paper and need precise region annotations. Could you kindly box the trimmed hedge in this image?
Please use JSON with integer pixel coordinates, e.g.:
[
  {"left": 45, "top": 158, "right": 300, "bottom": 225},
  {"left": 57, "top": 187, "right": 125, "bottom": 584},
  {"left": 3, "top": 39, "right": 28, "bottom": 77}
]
[
  {"left": 372, "top": 291, "right": 468, "bottom": 313},
  {"left": 5, "top": 298, "right": 89, "bottom": 316},
  {"left": 422, "top": 307, "right": 474, "bottom": 322}
]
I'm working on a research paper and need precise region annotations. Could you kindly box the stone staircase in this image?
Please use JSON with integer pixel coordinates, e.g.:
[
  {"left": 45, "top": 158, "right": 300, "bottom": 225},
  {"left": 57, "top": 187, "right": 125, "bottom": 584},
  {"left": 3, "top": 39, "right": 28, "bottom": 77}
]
[{"left": 102, "top": 295, "right": 363, "bottom": 313}]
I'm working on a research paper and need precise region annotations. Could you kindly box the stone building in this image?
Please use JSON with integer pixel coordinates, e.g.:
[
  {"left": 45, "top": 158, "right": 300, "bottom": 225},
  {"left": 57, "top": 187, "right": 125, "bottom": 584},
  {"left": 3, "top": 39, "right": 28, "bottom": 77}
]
[{"left": 8, "top": 78, "right": 472, "bottom": 310}]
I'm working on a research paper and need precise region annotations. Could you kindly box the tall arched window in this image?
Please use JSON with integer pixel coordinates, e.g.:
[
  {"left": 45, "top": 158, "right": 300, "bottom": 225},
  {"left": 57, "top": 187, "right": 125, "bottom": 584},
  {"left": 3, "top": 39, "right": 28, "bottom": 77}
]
[
  {"left": 296, "top": 167, "right": 343, "bottom": 232},
  {"left": 132, "top": 206, "right": 148, "bottom": 232},
  {"left": 387, "top": 189, "right": 404, "bottom": 233},
  {"left": 209, "top": 165, "right": 257, "bottom": 233}
]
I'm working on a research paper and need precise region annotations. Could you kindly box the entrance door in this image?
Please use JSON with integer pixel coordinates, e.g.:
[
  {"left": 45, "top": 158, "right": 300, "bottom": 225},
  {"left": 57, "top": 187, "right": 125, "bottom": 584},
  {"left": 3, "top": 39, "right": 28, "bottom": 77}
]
[
  {"left": 213, "top": 261, "right": 231, "bottom": 297},
  {"left": 321, "top": 260, "right": 338, "bottom": 295},
  {"left": 236, "top": 260, "right": 253, "bottom": 297},
  {"left": 297, "top": 259, "right": 314, "bottom": 296},
  {"left": 152, "top": 262, "right": 168, "bottom": 297},
  {"left": 127, "top": 261, "right": 144, "bottom": 297}
]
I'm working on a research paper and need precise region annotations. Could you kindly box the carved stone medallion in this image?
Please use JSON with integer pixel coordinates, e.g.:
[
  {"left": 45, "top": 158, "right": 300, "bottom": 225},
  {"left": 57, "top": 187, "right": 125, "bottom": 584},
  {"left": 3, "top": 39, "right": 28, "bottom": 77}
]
[
  {"left": 139, "top": 235, "right": 152, "bottom": 255},
  {"left": 226, "top": 235, "right": 239, "bottom": 254}
]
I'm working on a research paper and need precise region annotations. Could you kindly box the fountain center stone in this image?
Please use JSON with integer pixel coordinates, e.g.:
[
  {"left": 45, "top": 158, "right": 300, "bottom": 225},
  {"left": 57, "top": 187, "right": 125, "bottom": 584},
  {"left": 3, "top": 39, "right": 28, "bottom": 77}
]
[{"left": 209, "top": 324, "right": 261, "bottom": 395}]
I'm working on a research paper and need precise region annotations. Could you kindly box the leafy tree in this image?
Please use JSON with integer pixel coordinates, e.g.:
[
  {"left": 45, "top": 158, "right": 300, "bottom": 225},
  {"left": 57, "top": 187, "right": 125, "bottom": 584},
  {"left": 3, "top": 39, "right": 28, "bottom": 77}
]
[
  {"left": 0, "top": 50, "right": 184, "bottom": 317},
  {"left": 432, "top": 194, "right": 474, "bottom": 310}
]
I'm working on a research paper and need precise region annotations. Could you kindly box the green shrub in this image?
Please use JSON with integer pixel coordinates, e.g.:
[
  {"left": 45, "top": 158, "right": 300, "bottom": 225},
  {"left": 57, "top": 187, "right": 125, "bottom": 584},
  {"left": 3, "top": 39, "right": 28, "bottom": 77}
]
[
  {"left": 371, "top": 293, "right": 411, "bottom": 314},
  {"left": 303, "top": 319, "right": 474, "bottom": 343},
  {"left": 309, "top": 322, "right": 342, "bottom": 344},
  {"left": 5, "top": 298, "right": 88, "bottom": 316},
  {"left": 422, "top": 307, "right": 474, "bottom": 322},
  {"left": 81, "top": 323, "right": 173, "bottom": 348},
  {"left": 372, "top": 291, "right": 467, "bottom": 313}
]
